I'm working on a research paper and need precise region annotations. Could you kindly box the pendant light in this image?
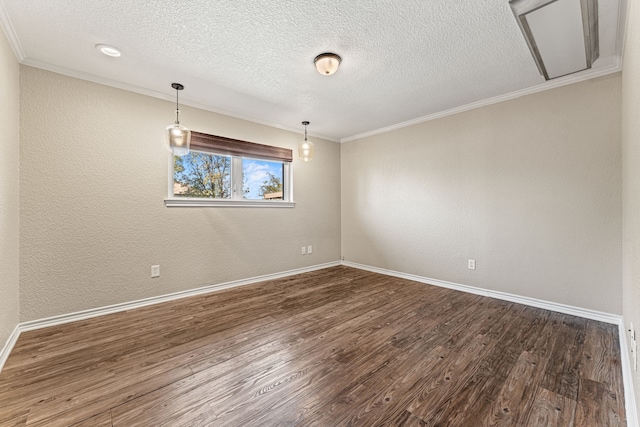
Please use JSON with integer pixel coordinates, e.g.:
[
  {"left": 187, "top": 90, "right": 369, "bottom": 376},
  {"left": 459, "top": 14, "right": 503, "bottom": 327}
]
[
  {"left": 298, "top": 121, "right": 314, "bottom": 162},
  {"left": 166, "top": 83, "right": 191, "bottom": 156}
]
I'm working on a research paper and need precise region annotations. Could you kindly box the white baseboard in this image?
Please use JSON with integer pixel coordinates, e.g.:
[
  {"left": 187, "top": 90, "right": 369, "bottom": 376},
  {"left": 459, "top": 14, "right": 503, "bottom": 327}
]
[
  {"left": 619, "top": 319, "right": 640, "bottom": 427},
  {"left": 0, "top": 324, "right": 20, "bottom": 374},
  {"left": 18, "top": 261, "right": 340, "bottom": 333},
  {"left": 0, "top": 261, "right": 340, "bottom": 374},
  {"left": 342, "top": 261, "right": 621, "bottom": 324},
  {"left": 343, "top": 260, "right": 639, "bottom": 426}
]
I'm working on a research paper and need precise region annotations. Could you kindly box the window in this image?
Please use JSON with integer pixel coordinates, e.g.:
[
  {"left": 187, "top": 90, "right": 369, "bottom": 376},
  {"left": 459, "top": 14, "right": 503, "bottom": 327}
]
[
  {"left": 165, "top": 132, "right": 294, "bottom": 208},
  {"left": 242, "top": 158, "right": 285, "bottom": 200}
]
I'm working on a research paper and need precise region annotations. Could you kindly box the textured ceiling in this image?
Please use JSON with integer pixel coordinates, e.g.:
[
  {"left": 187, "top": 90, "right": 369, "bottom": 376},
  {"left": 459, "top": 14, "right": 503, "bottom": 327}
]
[{"left": 0, "top": 0, "right": 626, "bottom": 142}]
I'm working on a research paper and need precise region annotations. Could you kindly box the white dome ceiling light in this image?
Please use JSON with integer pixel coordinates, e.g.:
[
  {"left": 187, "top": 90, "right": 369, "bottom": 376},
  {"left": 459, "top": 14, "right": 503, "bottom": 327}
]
[{"left": 314, "top": 53, "right": 341, "bottom": 76}]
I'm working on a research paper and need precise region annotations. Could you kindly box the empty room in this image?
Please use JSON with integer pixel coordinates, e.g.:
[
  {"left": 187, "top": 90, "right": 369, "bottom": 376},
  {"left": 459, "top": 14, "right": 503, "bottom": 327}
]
[{"left": 1, "top": 0, "right": 639, "bottom": 426}]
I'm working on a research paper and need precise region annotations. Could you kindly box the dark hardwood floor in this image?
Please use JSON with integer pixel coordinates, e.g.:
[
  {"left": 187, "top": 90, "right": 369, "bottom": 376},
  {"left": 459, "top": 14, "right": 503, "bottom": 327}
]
[{"left": 0, "top": 266, "right": 626, "bottom": 426}]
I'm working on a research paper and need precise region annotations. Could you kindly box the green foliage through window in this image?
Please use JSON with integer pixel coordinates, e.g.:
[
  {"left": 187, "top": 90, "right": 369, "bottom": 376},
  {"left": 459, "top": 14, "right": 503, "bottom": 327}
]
[{"left": 173, "top": 152, "right": 231, "bottom": 198}]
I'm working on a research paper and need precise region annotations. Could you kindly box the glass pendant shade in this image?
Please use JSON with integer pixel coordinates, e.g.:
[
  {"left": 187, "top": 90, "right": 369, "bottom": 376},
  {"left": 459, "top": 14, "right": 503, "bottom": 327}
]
[
  {"left": 166, "top": 123, "right": 191, "bottom": 157},
  {"left": 298, "top": 121, "right": 314, "bottom": 162},
  {"left": 298, "top": 139, "right": 315, "bottom": 162},
  {"left": 167, "top": 82, "right": 190, "bottom": 156}
]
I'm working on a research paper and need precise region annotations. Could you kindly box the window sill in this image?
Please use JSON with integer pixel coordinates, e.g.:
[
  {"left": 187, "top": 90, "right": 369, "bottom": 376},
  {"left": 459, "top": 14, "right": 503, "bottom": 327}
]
[{"left": 164, "top": 198, "right": 295, "bottom": 208}]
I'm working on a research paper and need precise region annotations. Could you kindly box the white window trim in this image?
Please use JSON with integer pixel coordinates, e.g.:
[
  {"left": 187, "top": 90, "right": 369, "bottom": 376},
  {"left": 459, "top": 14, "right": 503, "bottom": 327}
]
[
  {"left": 164, "top": 198, "right": 295, "bottom": 208},
  {"left": 164, "top": 152, "right": 295, "bottom": 208}
]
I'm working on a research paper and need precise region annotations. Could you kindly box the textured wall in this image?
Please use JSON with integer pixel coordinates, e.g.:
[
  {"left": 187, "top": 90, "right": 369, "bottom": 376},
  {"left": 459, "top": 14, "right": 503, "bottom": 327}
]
[
  {"left": 0, "top": 30, "right": 20, "bottom": 348},
  {"left": 622, "top": 0, "right": 640, "bottom": 413},
  {"left": 342, "top": 75, "right": 622, "bottom": 314},
  {"left": 19, "top": 67, "right": 341, "bottom": 321}
]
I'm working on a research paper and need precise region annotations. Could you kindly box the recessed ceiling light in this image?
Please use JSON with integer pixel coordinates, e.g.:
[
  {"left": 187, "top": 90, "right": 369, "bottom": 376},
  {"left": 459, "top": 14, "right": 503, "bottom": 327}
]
[{"left": 96, "top": 44, "right": 121, "bottom": 57}]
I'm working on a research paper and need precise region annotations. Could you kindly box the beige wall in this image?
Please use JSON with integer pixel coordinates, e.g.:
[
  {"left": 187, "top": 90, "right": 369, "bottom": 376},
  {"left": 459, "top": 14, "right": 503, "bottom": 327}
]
[
  {"left": 342, "top": 75, "right": 622, "bottom": 314},
  {"left": 622, "top": 0, "right": 640, "bottom": 413},
  {"left": 19, "top": 66, "right": 341, "bottom": 321},
  {"left": 0, "top": 30, "right": 20, "bottom": 348}
]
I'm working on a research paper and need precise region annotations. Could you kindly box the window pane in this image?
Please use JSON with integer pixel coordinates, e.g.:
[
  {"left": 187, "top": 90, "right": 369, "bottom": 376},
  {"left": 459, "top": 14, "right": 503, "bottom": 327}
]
[
  {"left": 242, "top": 158, "right": 284, "bottom": 200},
  {"left": 173, "top": 152, "right": 231, "bottom": 198}
]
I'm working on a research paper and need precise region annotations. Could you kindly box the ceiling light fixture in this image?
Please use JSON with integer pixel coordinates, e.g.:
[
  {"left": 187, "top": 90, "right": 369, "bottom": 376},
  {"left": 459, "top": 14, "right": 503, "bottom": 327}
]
[
  {"left": 166, "top": 83, "right": 191, "bottom": 156},
  {"left": 314, "top": 53, "right": 341, "bottom": 76},
  {"left": 96, "top": 44, "right": 121, "bottom": 57},
  {"left": 299, "top": 121, "right": 314, "bottom": 162},
  {"left": 509, "top": 0, "right": 599, "bottom": 80}
]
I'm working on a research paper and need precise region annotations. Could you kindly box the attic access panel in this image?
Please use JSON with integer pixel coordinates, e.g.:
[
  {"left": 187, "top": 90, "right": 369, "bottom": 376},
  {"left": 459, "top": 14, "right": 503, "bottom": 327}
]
[{"left": 510, "top": 0, "right": 599, "bottom": 80}]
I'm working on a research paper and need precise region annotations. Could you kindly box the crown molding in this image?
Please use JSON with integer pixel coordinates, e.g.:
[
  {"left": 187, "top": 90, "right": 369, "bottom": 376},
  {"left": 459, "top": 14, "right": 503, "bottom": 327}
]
[
  {"left": 0, "top": 0, "right": 24, "bottom": 60},
  {"left": 19, "top": 57, "right": 341, "bottom": 143},
  {"left": 340, "top": 60, "right": 622, "bottom": 143}
]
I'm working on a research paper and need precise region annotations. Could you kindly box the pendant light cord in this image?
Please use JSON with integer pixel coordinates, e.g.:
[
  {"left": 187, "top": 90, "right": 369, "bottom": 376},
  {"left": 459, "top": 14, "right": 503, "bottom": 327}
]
[{"left": 175, "top": 87, "right": 180, "bottom": 125}]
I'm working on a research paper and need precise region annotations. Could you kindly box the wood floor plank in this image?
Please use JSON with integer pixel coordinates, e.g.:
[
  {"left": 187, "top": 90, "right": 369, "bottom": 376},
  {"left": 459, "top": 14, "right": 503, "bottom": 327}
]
[
  {"left": 405, "top": 333, "right": 499, "bottom": 423},
  {"left": 330, "top": 304, "right": 516, "bottom": 426},
  {"left": 580, "top": 320, "right": 627, "bottom": 422},
  {"left": 481, "top": 351, "right": 544, "bottom": 426},
  {"left": 608, "top": 328, "right": 627, "bottom": 426},
  {"left": 581, "top": 320, "right": 614, "bottom": 384},
  {"left": 0, "top": 266, "right": 626, "bottom": 426},
  {"left": 70, "top": 410, "right": 112, "bottom": 427},
  {"left": 25, "top": 365, "right": 192, "bottom": 426},
  {"left": 428, "top": 306, "right": 554, "bottom": 427},
  {"left": 541, "top": 315, "right": 588, "bottom": 401},
  {"left": 525, "top": 387, "right": 577, "bottom": 427},
  {"left": 0, "top": 412, "right": 28, "bottom": 427},
  {"left": 575, "top": 377, "right": 624, "bottom": 427},
  {"left": 301, "top": 345, "right": 453, "bottom": 426}
]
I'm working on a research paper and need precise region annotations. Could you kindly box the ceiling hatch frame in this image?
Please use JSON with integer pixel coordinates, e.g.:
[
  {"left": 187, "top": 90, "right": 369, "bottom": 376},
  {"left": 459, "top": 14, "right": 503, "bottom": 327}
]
[{"left": 510, "top": 0, "right": 599, "bottom": 80}]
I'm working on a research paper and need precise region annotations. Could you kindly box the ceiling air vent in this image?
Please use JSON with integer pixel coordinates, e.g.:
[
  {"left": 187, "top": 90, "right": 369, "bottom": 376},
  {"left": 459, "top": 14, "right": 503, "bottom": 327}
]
[{"left": 509, "top": 0, "right": 599, "bottom": 80}]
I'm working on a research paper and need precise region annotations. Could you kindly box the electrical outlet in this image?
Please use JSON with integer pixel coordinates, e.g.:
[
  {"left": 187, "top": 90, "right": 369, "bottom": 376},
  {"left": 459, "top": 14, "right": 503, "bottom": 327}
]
[
  {"left": 151, "top": 265, "right": 160, "bottom": 278},
  {"left": 301, "top": 246, "right": 306, "bottom": 255},
  {"left": 308, "top": 245, "right": 313, "bottom": 254},
  {"left": 468, "top": 259, "right": 476, "bottom": 270}
]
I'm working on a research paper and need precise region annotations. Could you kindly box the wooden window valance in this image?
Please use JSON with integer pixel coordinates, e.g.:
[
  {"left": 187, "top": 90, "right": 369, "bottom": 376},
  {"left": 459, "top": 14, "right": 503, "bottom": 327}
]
[{"left": 190, "top": 131, "right": 293, "bottom": 162}]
